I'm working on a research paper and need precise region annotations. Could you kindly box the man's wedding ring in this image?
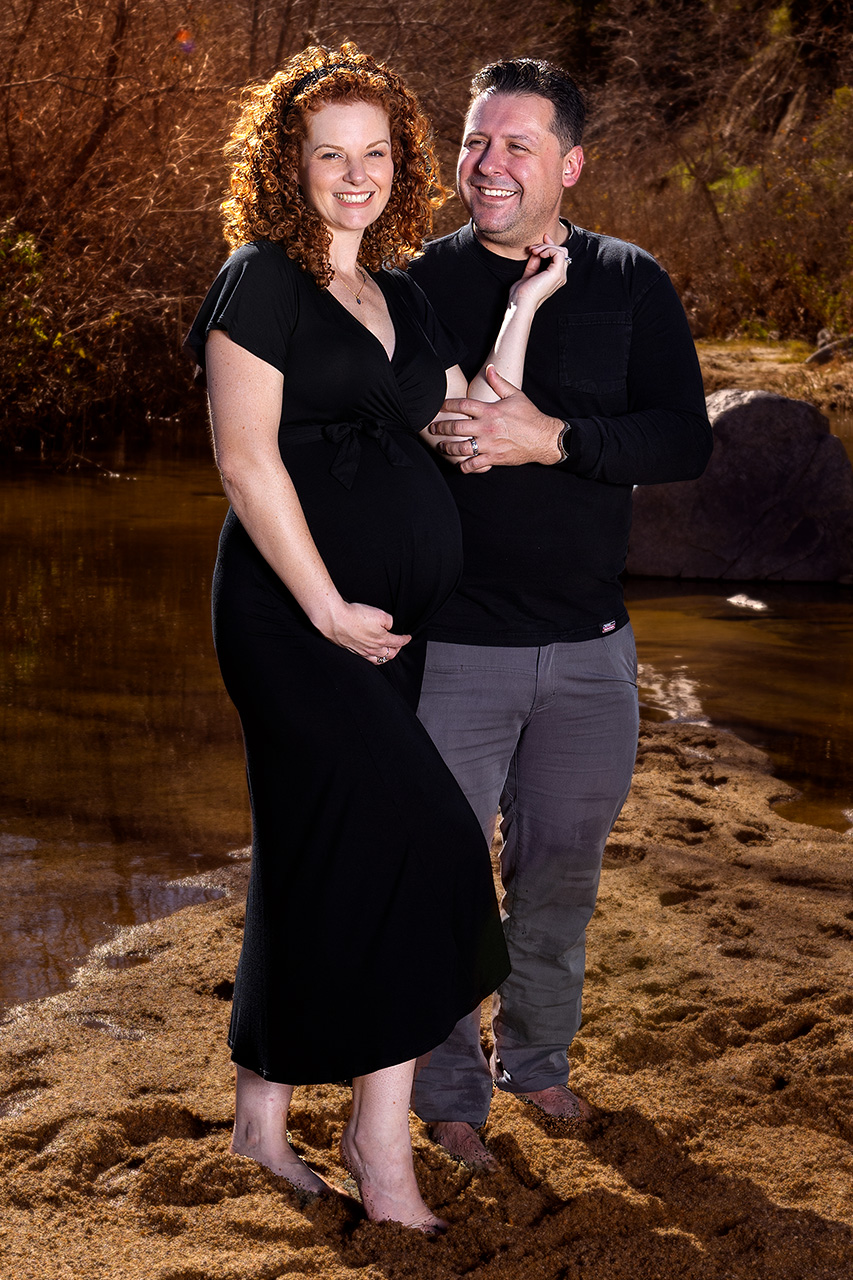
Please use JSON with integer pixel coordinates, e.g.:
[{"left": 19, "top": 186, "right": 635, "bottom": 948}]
[{"left": 470, "top": 437, "right": 479, "bottom": 457}]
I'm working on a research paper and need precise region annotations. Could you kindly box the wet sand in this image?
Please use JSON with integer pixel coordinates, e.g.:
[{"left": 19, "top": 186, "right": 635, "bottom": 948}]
[{"left": 1, "top": 719, "right": 851, "bottom": 1279}]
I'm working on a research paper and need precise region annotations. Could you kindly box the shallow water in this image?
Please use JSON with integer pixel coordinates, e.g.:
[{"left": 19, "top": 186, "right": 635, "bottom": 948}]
[
  {"left": 627, "top": 579, "right": 853, "bottom": 831},
  {"left": 1, "top": 428, "right": 852, "bottom": 1010},
  {"left": 1, "top": 452, "right": 249, "bottom": 1009},
  {"left": 628, "top": 408, "right": 853, "bottom": 832}
]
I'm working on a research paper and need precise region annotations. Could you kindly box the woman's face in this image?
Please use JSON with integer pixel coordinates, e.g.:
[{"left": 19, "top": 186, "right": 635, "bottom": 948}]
[{"left": 298, "top": 100, "right": 394, "bottom": 236}]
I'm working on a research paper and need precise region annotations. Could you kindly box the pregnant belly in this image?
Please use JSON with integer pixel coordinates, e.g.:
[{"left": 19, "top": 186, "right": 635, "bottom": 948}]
[{"left": 280, "top": 433, "right": 462, "bottom": 636}]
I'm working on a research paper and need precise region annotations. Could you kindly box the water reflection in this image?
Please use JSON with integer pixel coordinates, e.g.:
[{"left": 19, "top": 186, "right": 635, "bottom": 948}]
[
  {"left": 626, "top": 579, "right": 853, "bottom": 831},
  {"left": 635, "top": 664, "right": 708, "bottom": 724},
  {"left": 0, "top": 828, "right": 230, "bottom": 1007},
  {"left": 0, "top": 456, "right": 249, "bottom": 1009}
]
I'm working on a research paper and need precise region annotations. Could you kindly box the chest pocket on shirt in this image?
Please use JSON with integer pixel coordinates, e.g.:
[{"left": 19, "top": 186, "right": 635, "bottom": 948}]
[{"left": 558, "top": 311, "right": 631, "bottom": 394}]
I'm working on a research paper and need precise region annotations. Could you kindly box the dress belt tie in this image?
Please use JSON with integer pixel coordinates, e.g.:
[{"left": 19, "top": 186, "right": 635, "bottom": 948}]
[
  {"left": 282, "top": 419, "right": 414, "bottom": 490},
  {"left": 321, "top": 419, "right": 413, "bottom": 490}
]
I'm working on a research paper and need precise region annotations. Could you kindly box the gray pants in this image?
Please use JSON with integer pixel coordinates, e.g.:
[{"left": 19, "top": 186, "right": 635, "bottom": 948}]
[{"left": 412, "top": 629, "right": 639, "bottom": 1126}]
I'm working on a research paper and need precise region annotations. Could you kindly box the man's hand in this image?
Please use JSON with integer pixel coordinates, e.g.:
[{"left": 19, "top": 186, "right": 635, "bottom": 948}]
[{"left": 429, "top": 365, "right": 565, "bottom": 472}]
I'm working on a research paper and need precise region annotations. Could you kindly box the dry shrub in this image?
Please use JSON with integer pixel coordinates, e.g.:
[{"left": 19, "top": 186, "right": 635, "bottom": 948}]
[
  {"left": 572, "top": 87, "right": 853, "bottom": 342},
  {"left": 0, "top": 0, "right": 562, "bottom": 456},
  {"left": 2, "top": 0, "right": 852, "bottom": 455},
  {"left": 1, "top": 0, "right": 231, "bottom": 453},
  {"left": 567, "top": 1, "right": 853, "bottom": 341}
]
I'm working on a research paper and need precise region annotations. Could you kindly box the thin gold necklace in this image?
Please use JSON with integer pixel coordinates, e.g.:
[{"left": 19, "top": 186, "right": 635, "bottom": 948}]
[{"left": 334, "top": 266, "right": 367, "bottom": 306}]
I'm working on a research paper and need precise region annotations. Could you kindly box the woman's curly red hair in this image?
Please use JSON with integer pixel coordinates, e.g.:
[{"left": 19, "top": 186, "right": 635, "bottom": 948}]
[{"left": 221, "top": 43, "right": 447, "bottom": 286}]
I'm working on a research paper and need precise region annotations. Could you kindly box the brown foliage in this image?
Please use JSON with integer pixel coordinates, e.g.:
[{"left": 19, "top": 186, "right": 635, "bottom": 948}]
[
  {"left": 566, "top": 0, "right": 853, "bottom": 340},
  {"left": 0, "top": 0, "right": 563, "bottom": 453},
  {"left": 1, "top": 1, "right": 852, "bottom": 453}
]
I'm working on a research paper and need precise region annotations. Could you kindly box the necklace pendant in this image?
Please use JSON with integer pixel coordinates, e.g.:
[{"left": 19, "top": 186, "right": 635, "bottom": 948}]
[{"left": 356, "top": 297, "right": 362, "bottom": 305}]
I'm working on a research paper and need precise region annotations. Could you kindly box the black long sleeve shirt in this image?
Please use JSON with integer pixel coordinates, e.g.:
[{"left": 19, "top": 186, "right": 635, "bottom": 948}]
[{"left": 408, "top": 221, "right": 712, "bottom": 644}]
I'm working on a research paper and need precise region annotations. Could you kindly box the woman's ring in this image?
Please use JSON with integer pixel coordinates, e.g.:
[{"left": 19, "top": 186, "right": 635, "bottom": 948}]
[
  {"left": 470, "top": 437, "right": 479, "bottom": 457},
  {"left": 376, "top": 655, "right": 387, "bottom": 664}
]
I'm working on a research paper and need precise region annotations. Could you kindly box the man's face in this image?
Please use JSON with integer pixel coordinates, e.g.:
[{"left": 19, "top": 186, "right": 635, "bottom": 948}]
[{"left": 456, "top": 92, "right": 583, "bottom": 256}]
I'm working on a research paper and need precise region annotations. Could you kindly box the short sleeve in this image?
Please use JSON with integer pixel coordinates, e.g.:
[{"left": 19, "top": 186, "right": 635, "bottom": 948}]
[
  {"left": 183, "top": 241, "right": 299, "bottom": 384},
  {"left": 385, "top": 268, "right": 468, "bottom": 370}
]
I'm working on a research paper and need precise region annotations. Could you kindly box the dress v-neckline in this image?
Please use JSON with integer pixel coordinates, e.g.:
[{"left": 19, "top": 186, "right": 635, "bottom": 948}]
[{"left": 326, "top": 272, "right": 397, "bottom": 364}]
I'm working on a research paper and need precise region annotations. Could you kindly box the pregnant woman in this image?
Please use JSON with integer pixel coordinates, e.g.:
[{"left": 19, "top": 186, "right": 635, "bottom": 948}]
[{"left": 185, "top": 42, "right": 567, "bottom": 1232}]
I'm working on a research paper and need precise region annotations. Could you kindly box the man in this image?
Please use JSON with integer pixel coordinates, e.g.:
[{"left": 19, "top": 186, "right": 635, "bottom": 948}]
[{"left": 409, "top": 58, "right": 712, "bottom": 1167}]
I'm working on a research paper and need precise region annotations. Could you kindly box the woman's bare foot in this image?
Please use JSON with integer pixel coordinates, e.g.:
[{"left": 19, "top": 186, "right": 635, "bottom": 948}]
[
  {"left": 231, "top": 1124, "right": 331, "bottom": 1194},
  {"left": 345, "top": 1061, "right": 447, "bottom": 1235},
  {"left": 428, "top": 1121, "right": 498, "bottom": 1170},
  {"left": 231, "top": 1065, "right": 332, "bottom": 1195},
  {"left": 340, "top": 1126, "right": 447, "bottom": 1234}
]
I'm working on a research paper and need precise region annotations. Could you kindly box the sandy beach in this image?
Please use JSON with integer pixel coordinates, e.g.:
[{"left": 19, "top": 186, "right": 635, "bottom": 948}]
[{"left": 1, "top": 718, "right": 851, "bottom": 1279}]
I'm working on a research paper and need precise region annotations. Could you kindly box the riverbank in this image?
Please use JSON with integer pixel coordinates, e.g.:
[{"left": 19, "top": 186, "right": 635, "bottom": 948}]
[
  {"left": 697, "top": 339, "right": 853, "bottom": 414},
  {"left": 1, "top": 719, "right": 851, "bottom": 1279}
]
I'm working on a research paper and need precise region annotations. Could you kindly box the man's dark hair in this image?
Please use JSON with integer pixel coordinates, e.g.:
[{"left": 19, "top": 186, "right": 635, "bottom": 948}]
[{"left": 470, "top": 58, "right": 586, "bottom": 152}]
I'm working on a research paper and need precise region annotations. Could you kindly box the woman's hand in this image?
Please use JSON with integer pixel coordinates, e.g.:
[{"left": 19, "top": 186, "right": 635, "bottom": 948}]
[
  {"left": 508, "top": 233, "right": 570, "bottom": 311},
  {"left": 427, "top": 234, "right": 569, "bottom": 473},
  {"left": 319, "top": 599, "right": 411, "bottom": 664}
]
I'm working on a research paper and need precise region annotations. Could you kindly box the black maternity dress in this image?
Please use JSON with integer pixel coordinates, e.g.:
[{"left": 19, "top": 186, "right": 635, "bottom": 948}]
[{"left": 186, "top": 241, "right": 509, "bottom": 1085}]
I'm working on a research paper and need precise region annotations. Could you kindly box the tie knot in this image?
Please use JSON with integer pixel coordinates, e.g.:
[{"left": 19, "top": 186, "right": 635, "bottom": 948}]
[{"left": 321, "top": 419, "right": 413, "bottom": 489}]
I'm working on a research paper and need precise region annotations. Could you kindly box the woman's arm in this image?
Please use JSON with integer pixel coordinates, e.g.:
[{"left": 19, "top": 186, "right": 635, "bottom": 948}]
[
  {"left": 468, "top": 237, "right": 569, "bottom": 402},
  {"left": 207, "top": 329, "right": 410, "bottom": 662},
  {"left": 423, "top": 235, "right": 570, "bottom": 470}
]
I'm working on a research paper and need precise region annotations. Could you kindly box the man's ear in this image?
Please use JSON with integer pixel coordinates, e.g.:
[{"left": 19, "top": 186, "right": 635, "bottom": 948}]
[{"left": 562, "top": 146, "right": 584, "bottom": 190}]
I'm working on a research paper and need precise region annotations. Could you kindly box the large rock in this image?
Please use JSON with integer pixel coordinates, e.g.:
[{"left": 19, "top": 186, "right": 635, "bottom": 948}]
[{"left": 627, "top": 389, "right": 853, "bottom": 581}]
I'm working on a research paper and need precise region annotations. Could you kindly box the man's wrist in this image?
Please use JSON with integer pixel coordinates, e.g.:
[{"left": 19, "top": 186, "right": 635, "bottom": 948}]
[{"left": 555, "top": 420, "right": 572, "bottom": 465}]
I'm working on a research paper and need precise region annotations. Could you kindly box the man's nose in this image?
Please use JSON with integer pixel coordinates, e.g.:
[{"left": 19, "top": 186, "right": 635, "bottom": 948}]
[{"left": 476, "top": 145, "right": 503, "bottom": 176}]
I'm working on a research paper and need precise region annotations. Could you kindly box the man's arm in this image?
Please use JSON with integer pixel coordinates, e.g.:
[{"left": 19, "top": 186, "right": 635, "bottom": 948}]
[{"left": 431, "top": 271, "right": 713, "bottom": 483}]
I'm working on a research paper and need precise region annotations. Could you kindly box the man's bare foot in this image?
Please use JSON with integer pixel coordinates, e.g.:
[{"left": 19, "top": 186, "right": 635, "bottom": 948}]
[
  {"left": 231, "top": 1127, "right": 333, "bottom": 1196},
  {"left": 428, "top": 1121, "right": 499, "bottom": 1170},
  {"left": 518, "top": 1085, "right": 595, "bottom": 1125},
  {"left": 340, "top": 1127, "right": 448, "bottom": 1235}
]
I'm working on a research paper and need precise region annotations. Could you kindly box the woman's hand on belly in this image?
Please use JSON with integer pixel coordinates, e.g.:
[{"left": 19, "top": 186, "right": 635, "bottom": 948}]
[{"left": 319, "top": 599, "right": 411, "bottom": 665}]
